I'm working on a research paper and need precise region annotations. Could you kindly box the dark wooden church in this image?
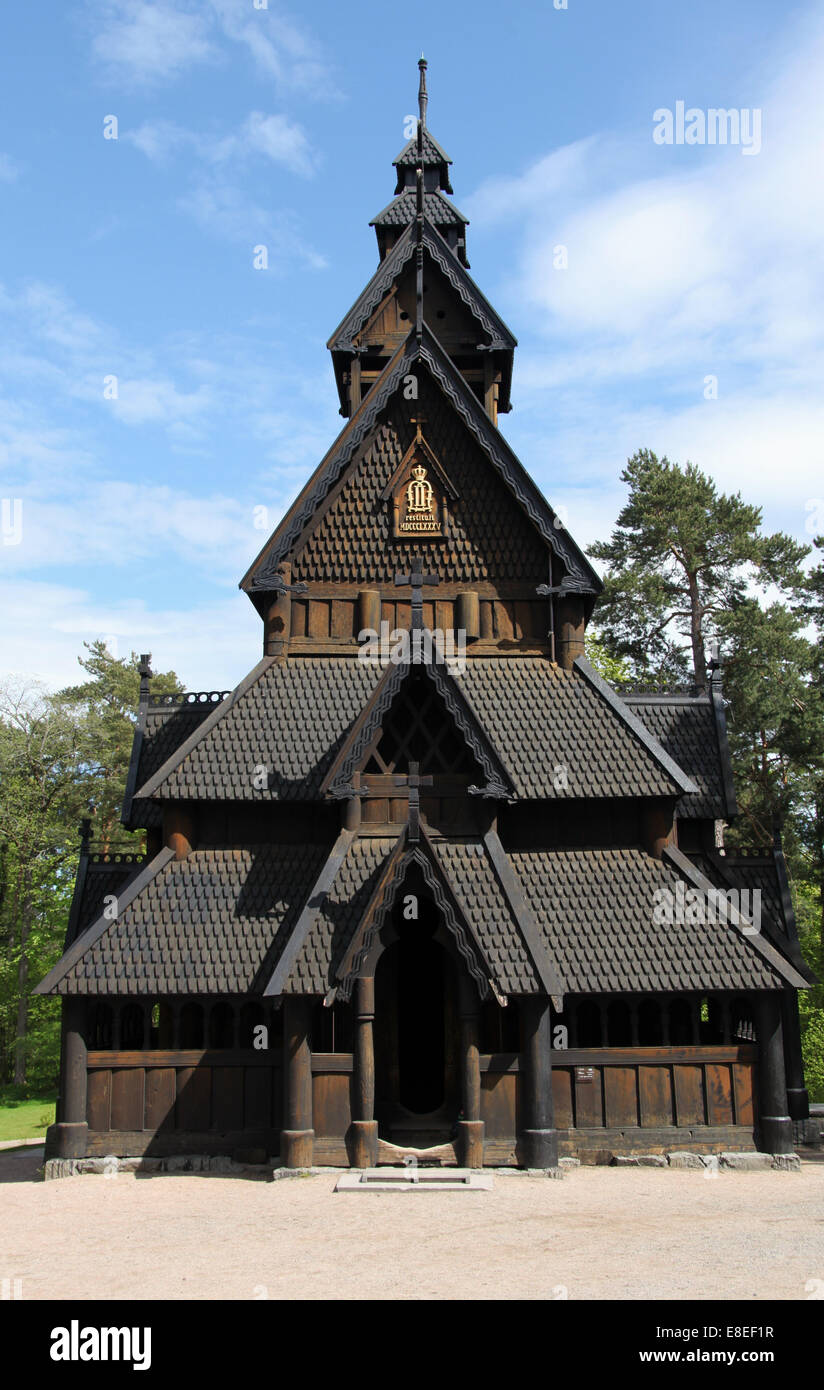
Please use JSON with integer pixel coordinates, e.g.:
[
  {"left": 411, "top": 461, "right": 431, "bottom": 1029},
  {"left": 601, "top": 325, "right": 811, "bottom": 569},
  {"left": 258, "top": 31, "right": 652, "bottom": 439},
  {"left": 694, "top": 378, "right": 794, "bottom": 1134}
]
[{"left": 39, "top": 63, "right": 812, "bottom": 1169}]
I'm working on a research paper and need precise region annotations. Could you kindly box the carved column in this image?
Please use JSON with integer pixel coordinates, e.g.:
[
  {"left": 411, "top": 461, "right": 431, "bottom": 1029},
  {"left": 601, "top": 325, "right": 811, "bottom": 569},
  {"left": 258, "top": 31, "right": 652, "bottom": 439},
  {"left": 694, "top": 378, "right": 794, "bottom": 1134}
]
[
  {"left": 456, "top": 977, "right": 484, "bottom": 1168},
  {"left": 264, "top": 561, "right": 292, "bottom": 659},
  {"left": 556, "top": 594, "right": 585, "bottom": 669},
  {"left": 753, "top": 992, "right": 793, "bottom": 1154},
  {"left": 281, "top": 997, "right": 314, "bottom": 1168},
  {"left": 45, "top": 998, "right": 89, "bottom": 1159},
  {"left": 519, "top": 996, "right": 557, "bottom": 1169},
  {"left": 164, "top": 806, "right": 195, "bottom": 860},
  {"left": 349, "top": 976, "right": 379, "bottom": 1168},
  {"left": 780, "top": 989, "right": 810, "bottom": 1124}
]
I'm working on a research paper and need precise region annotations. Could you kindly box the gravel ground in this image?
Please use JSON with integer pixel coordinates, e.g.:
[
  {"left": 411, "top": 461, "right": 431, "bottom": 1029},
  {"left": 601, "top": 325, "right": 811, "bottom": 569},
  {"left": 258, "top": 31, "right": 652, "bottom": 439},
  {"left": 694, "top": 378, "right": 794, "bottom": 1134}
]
[{"left": 2, "top": 1148, "right": 823, "bottom": 1301}]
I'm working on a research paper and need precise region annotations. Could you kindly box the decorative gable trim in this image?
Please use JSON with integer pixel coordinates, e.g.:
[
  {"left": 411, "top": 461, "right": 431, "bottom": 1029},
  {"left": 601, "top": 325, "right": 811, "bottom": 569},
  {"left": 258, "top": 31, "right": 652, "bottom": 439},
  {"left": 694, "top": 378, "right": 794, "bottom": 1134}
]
[
  {"left": 327, "top": 219, "right": 516, "bottom": 353},
  {"left": 243, "top": 326, "right": 600, "bottom": 597},
  {"left": 321, "top": 659, "right": 515, "bottom": 799}
]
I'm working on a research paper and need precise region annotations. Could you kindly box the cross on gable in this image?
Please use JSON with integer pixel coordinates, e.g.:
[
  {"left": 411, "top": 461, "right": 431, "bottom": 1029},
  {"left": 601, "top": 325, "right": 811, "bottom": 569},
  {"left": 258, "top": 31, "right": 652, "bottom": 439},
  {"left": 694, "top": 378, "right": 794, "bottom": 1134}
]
[
  {"left": 395, "top": 555, "right": 439, "bottom": 631},
  {"left": 391, "top": 759, "right": 433, "bottom": 843}
]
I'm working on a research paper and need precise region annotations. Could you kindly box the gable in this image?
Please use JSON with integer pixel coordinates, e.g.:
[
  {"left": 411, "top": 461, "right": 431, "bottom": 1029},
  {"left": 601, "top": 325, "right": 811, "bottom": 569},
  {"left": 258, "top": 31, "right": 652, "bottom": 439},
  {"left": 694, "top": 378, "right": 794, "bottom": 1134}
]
[{"left": 289, "top": 369, "right": 551, "bottom": 587}]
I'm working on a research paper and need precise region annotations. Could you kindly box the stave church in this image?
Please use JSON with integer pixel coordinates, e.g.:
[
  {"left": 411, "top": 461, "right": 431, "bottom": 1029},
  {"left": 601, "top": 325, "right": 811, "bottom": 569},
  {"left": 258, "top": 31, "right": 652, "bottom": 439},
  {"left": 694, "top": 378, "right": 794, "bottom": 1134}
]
[{"left": 38, "top": 62, "right": 812, "bottom": 1170}]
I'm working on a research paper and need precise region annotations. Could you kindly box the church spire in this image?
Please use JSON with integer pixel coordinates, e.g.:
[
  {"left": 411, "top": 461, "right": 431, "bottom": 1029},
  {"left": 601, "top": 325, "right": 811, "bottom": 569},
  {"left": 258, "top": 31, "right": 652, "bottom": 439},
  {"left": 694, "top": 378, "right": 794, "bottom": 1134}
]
[
  {"left": 370, "top": 59, "right": 468, "bottom": 265},
  {"left": 418, "top": 55, "right": 428, "bottom": 127}
]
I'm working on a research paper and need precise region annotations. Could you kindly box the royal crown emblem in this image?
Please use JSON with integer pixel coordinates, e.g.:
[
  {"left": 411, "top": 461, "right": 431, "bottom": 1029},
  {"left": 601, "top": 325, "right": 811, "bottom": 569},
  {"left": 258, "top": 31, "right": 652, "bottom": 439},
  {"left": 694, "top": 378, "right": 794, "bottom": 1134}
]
[{"left": 406, "top": 463, "right": 434, "bottom": 514}]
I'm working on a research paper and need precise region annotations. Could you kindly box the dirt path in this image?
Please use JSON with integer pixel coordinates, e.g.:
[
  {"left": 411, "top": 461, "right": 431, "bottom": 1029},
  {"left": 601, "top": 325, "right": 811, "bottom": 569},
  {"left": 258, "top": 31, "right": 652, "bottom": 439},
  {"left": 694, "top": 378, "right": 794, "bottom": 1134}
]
[{"left": 2, "top": 1154, "right": 823, "bottom": 1301}]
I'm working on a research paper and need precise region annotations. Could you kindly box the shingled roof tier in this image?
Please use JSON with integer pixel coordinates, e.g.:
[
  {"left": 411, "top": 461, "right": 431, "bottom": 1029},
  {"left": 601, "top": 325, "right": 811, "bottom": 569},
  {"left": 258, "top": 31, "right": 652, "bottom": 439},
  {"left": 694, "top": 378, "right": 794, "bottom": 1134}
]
[
  {"left": 452, "top": 657, "right": 690, "bottom": 800},
  {"left": 508, "top": 846, "right": 796, "bottom": 994},
  {"left": 241, "top": 325, "right": 601, "bottom": 601},
  {"left": 40, "top": 844, "right": 331, "bottom": 996},
  {"left": 626, "top": 690, "right": 733, "bottom": 820},
  {"left": 123, "top": 692, "right": 228, "bottom": 829},
  {"left": 370, "top": 188, "right": 468, "bottom": 230},
  {"left": 136, "top": 657, "right": 384, "bottom": 803}
]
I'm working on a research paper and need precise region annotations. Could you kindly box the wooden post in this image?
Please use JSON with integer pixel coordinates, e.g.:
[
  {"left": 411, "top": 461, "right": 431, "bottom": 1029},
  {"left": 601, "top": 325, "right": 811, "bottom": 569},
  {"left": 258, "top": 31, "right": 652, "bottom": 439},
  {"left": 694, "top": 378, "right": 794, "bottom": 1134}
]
[
  {"left": 456, "top": 591, "right": 480, "bottom": 641},
  {"left": 519, "top": 996, "right": 557, "bottom": 1169},
  {"left": 753, "top": 992, "right": 793, "bottom": 1154},
  {"left": 45, "top": 998, "right": 88, "bottom": 1159},
  {"left": 642, "top": 801, "right": 674, "bottom": 859},
  {"left": 348, "top": 976, "right": 379, "bottom": 1168},
  {"left": 780, "top": 989, "right": 809, "bottom": 1124},
  {"left": 556, "top": 594, "right": 585, "bottom": 669},
  {"left": 456, "top": 977, "right": 484, "bottom": 1167},
  {"left": 264, "top": 561, "right": 293, "bottom": 659},
  {"left": 164, "top": 806, "right": 195, "bottom": 860},
  {"left": 358, "top": 590, "right": 381, "bottom": 636},
  {"left": 281, "top": 996, "right": 314, "bottom": 1167}
]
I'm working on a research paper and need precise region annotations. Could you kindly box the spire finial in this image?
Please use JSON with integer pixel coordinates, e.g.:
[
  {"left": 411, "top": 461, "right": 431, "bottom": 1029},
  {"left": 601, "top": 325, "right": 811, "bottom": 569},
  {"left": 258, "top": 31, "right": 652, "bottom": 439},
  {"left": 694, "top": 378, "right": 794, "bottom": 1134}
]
[{"left": 418, "top": 55, "right": 428, "bottom": 128}]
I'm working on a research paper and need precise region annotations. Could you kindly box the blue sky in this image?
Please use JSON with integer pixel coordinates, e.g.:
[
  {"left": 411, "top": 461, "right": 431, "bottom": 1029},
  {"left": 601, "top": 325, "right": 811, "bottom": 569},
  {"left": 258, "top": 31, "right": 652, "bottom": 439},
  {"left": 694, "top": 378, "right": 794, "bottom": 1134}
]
[{"left": 1, "top": 0, "right": 822, "bottom": 691}]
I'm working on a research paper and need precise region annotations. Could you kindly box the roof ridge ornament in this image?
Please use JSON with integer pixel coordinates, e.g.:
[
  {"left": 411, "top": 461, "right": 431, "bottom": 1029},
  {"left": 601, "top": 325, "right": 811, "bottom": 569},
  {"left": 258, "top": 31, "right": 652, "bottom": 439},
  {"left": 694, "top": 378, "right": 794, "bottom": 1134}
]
[{"left": 418, "top": 55, "right": 428, "bottom": 128}]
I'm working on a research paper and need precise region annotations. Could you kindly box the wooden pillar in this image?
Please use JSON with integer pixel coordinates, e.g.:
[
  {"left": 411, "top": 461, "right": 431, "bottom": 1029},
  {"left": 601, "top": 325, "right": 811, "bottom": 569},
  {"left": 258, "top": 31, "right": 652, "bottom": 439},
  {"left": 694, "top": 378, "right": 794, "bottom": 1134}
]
[
  {"left": 556, "top": 594, "right": 585, "bottom": 669},
  {"left": 164, "top": 806, "right": 195, "bottom": 861},
  {"left": 780, "top": 989, "right": 809, "bottom": 1123},
  {"left": 456, "top": 977, "right": 484, "bottom": 1168},
  {"left": 45, "top": 998, "right": 89, "bottom": 1159},
  {"left": 348, "top": 976, "right": 379, "bottom": 1168},
  {"left": 753, "top": 993, "right": 793, "bottom": 1154},
  {"left": 456, "top": 591, "right": 480, "bottom": 641},
  {"left": 519, "top": 996, "right": 557, "bottom": 1169},
  {"left": 479, "top": 601, "right": 494, "bottom": 641},
  {"left": 281, "top": 996, "right": 314, "bottom": 1167},
  {"left": 642, "top": 801, "right": 674, "bottom": 859},
  {"left": 264, "top": 561, "right": 292, "bottom": 659},
  {"left": 358, "top": 589, "right": 381, "bottom": 636}
]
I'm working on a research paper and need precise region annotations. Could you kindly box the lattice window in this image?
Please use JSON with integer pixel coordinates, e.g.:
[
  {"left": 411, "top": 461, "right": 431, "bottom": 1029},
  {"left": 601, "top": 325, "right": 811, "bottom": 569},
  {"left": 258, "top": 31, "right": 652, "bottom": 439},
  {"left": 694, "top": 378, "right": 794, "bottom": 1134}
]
[{"left": 362, "top": 680, "right": 483, "bottom": 777}]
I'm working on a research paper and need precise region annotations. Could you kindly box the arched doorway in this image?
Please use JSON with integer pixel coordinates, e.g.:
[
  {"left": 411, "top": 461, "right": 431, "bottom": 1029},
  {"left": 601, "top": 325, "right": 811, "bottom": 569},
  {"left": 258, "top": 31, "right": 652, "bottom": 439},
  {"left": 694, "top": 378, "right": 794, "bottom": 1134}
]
[{"left": 373, "top": 885, "right": 459, "bottom": 1143}]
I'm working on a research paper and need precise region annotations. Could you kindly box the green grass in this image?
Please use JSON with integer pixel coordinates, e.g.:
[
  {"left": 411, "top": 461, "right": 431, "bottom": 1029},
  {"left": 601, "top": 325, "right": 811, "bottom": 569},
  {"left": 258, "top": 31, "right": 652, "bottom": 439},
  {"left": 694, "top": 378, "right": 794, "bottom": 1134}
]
[{"left": 0, "top": 1087, "right": 56, "bottom": 1143}]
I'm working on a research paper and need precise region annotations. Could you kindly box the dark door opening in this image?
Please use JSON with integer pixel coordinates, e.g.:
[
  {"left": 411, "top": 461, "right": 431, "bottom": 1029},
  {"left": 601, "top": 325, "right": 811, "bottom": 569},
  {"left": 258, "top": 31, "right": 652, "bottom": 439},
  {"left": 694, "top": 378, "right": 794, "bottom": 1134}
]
[{"left": 397, "top": 919, "right": 445, "bottom": 1114}]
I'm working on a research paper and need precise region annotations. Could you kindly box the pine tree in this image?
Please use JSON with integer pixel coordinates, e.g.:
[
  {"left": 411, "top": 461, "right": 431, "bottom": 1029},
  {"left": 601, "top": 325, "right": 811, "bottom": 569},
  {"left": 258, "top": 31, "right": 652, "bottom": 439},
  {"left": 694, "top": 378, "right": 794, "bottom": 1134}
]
[{"left": 588, "top": 449, "right": 809, "bottom": 687}]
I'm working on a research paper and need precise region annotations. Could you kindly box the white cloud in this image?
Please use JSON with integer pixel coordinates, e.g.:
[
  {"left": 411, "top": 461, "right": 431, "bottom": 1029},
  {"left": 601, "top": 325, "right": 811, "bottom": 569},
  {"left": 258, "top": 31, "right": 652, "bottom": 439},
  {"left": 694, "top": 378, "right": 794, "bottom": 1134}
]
[
  {"left": 90, "top": 1, "right": 217, "bottom": 83},
  {"left": 87, "top": 0, "right": 337, "bottom": 97},
  {"left": 471, "top": 8, "right": 824, "bottom": 546},
  {"left": 0, "top": 582, "right": 259, "bottom": 693},
  {"left": 0, "top": 153, "right": 18, "bottom": 182}
]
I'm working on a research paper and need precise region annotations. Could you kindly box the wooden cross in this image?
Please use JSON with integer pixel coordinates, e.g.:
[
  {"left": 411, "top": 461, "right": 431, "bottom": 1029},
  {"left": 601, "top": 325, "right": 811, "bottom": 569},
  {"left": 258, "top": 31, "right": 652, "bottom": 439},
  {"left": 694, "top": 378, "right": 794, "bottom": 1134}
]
[
  {"left": 395, "top": 555, "right": 439, "bottom": 631},
  {"left": 392, "top": 760, "right": 433, "bottom": 843}
]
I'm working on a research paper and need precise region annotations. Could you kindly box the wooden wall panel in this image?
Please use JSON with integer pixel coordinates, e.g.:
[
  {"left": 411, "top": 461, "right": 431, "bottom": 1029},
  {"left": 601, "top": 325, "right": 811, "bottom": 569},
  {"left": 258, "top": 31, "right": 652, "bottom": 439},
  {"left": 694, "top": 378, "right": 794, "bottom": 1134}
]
[
  {"left": 144, "top": 1068, "right": 175, "bottom": 1132},
  {"left": 638, "top": 1066, "right": 673, "bottom": 1127},
  {"left": 705, "top": 1063, "right": 734, "bottom": 1127},
  {"left": 604, "top": 1067, "right": 639, "bottom": 1127},
  {"left": 244, "top": 1067, "right": 272, "bottom": 1129},
  {"left": 674, "top": 1065, "right": 706, "bottom": 1126},
  {"left": 733, "top": 1063, "right": 755, "bottom": 1126},
  {"left": 312, "top": 1073, "right": 351, "bottom": 1138},
  {"left": 291, "top": 600, "right": 307, "bottom": 637},
  {"left": 110, "top": 1068, "right": 145, "bottom": 1131},
  {"left": 308, "top": 601, "right": 330, "bottom": 639},
  {"left": 574, "top": 1072, "right": 603, "bottom": 1127},
  {"left": 86, "top": 1069, "right": 111, "bottom": 1132},
  {"left": 495, "top": 601, "right": 515, "bottom": 640},
  {"left": 176, "top": 1067, "right": 211, "bottom": 1132},
  {"left": 331, "top": 600, "right": 353, "bottom": 639},
  {"left": 212, "top": 1066, "right": 244, "bottom": 1132},
  {"left": 551, "top": 1069, "right": 574, "bottom": 1129},
  {"left": 481, "top": 1072, "right": 517, "bottom": 1138}
]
